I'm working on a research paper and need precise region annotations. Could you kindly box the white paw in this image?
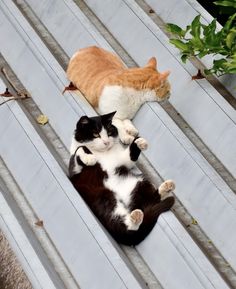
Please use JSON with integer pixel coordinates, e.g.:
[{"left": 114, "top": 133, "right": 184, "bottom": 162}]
[
  {"left": 159, "top": 180, "right": 175, "bottom": 197},
  {"left": 127, "top": 209, "right": 144, "bottom": 230},
  {"left": 123, "top": 120, "right": 139, "bottom": 137},
  {"left": 135, "top": 137, "right": 148, "bottom": 150},
  {"left": 126, "top": 126, "right": 138, "bottom": 137},
  {"left": 81, "top": 153, "right": 97, "bottom": 166},
  {"left": 130, "top": 209, "right": 144, "bottom": 225},
  {"left": 120, "top": 133, "right": 135, "bottom": 145}
]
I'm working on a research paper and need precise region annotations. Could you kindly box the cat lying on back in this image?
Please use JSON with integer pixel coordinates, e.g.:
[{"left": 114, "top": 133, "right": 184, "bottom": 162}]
[
  {"left": 69, "top": 112, "right": 175, "bottom": 245},
  {"left": 65, "top": 46, "right": 171, "bottom": 144}
]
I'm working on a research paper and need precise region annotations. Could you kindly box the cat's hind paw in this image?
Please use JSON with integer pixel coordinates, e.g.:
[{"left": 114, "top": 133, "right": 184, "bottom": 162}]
[
  {"left": 80, "top": 153, "right": 97, "bottom": 166},
  {"left": 159, "top": 180, "right": 175, "bottom": 198},
  {"left": 128, "top": 209, "right": 144, "bottom": 231},
  {"left": 135, "top": 137, "right": 148, "bottom": 150}
]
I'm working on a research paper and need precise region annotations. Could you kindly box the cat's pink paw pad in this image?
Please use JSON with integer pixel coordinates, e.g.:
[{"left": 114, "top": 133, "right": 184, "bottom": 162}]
[
  {"left": 81, "top": 153, "right": 97, "bottom": 166},
  {"left": 159, "top": 180, "right": 175, "bottom": 197},
  {"left": 130, "top": 209, "right": 144, "bottom": 225},
  {"left": 135, "top": 138, "right": 148, "bottom": 150}
]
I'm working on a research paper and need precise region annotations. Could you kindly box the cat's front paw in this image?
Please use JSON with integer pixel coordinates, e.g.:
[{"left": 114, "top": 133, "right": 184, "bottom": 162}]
[
  {"left": 159, "top": 180, "right": 175, "bottom": 198},
  {"left": 123, "top": 120, "right": 139, "bottom": 137},
  {"left": 135, "top": 137, "right": 148, "bottom": 150},
  {"left": 81, "top": 153, "right": 97, "bottom": 166},
  {"left": 120, "top": 132, "right": 135, "bottom": 145}
]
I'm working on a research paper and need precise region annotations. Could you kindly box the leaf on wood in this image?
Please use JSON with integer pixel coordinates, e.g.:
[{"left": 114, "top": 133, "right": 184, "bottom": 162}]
[
  {"left": 37, "top": 114, "right": 48, "bottom": 125},
  {"left": 0, "top": 88, "right": 13, "bottom": 97},
  {"left": 149, "top": 9, "right": 155, "bottom": 13},
  {"left": 208, "top": 239, "right": 213, "bottom": 244},
  {"left": 191, "top": 218, "right": 198, "bottom": 225},
  {"left": 35, "top": 220, "right": 44, "bottom": 227},
  {"left": 192, "top": 69, "right": 205, "bottom": 80}
]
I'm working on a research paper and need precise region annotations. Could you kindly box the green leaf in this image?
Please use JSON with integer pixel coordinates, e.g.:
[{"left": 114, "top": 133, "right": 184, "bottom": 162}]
[
  {"left": 181, "top": 54, "right": 189, "bottom": 63},
  {"left": 223, "top": 13, "right": 236, "bottom": 32},
  {"left": 166, "top": 23, "right": 186, "bottom": 37},
  {"left": 169, "top": 39, "right": 190, "bottom": 51},
  {"left": 226, "top": 29, "right": 236, "bottom": 48},
  {"left": 190, "top": 15, "right": 202, "bottom": 39},
  {"left": 198, "top": 50, "right": 208, "bottom": 58},
  {"left": 214, "top": 0, "right": 236, "bottom": 8}
]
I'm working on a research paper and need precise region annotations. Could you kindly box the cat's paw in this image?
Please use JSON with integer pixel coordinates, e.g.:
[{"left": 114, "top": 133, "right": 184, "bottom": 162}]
[
  {"left": 126, "top": 126, "right": 138, "bottom": 137},
  {"left": 159, "top": 180, "right": 175, "bottom": 198},
  {"left": 127, "top": 209, "right": 144, "bottom": 230},
  {"left": 81, "top": 153, "right": 97, "bottom": 166},
  {"left": 120, "top": 133, "right": 135, "bottom": 145},
  {"left": 135, "top": 137, "right": 148, "bottom": 150},
  {"left": 123, "top": 120, "right": 139, "bottom": 137}
]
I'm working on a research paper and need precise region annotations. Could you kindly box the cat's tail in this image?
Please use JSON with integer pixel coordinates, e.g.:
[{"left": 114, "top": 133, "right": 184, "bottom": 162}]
[{"left": 113, "top": 196, "right": 175, "bottom": 246}]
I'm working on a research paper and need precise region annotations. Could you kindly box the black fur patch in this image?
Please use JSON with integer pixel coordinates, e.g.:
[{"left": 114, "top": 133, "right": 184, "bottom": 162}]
[
  {"left": 115, "top": 166, "right": 129, "bottom": 176},
  {"left": 130, "top": 137, "right": 141, "bottom": 161}
]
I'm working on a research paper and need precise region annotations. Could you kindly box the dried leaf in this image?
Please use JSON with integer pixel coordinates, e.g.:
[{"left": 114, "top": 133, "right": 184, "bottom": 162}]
[
  {"left": 35, "top": 220, "right": 44, "bottom": 227},
  {"left": 191, "top": 218, "right": 198, "bottom": 225},
  {"left": 37, "top": 114, "right": 48, "bottom": 125},
  {"left": 0, "top": 88, "right": 13, "bottom": 97},
  {"left": 192, "top": 69, "right": 205, "bottom": 80},
  {"left": 149, "top": 9, "right": 155, "bottom": 13}
]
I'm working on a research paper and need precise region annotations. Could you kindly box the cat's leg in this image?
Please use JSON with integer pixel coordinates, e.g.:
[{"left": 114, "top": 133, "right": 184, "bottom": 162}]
[
  {"left": 126, "top": 209, "right": 144, "bottom": 231},
  {"left": 120, "top": 137, "right": 148, "bottom": 169},
  {"left": 129, "top": 137, "right": 148, "bottom": 161},
  {"left": 158, "top": 180, "right": 175, "bottom": 199},
  {"left": 76, "top": 147, "right": 97, "bottom": 166},
  {"left": 112, "top": 118, "right": 135, "bottom": 144},
  {"left": 68, "top": 146, "right": 96, "bottom": 177},
  {"left": 123, "top": 119, "right": 139, "bottom": 137}
]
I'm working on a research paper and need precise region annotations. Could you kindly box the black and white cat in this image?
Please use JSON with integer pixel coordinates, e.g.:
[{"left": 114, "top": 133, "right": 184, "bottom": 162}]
[{"left": 69, "top": 112, "right": 175, "bottom": 245}]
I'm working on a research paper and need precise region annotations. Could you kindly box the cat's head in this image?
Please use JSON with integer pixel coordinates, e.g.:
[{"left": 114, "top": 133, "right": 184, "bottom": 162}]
[
  {"left": 145, "top": 57, "right": 171, "bottom": 101},
  {"left": 74, "top": 111, "right": 118, "bottom": 152}
]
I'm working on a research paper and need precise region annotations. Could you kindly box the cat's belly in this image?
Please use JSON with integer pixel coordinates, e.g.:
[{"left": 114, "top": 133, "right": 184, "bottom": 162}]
[{"left": 104, "top": 174, "right": 142, "bottom": 207}]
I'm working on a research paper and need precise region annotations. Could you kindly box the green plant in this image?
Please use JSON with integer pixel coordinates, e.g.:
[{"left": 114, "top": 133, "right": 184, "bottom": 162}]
[
  {"left": 214, "top": 0, "right": 236, "bottom": 15},
  {"left": 166, "top": 12, "right": 236, "bottom": 76}
]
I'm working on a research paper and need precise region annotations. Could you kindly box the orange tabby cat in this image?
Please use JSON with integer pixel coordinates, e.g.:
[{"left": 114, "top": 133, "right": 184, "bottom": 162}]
[{"left": 66, "top": 46, "right": 171, "bottom": 144}]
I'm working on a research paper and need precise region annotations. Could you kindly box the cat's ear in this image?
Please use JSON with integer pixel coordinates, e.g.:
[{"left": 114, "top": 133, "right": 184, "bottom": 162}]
[
  {"left": 78, "top": 116, "right": 90, "bottom": 126},
  {"left": 159, "top": 70, "right": 170, "bottom": 80},
  {"left": 102, "top": 111, "right": 116, "bottom": 123},
  {"left": 146, "top": 57, "right": 157, "bottom": 70}
]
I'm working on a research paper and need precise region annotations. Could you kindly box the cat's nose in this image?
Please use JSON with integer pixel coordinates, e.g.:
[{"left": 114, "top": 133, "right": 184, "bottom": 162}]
[{"left": 103, "top": 140, "right": 110, "bottom": 146}]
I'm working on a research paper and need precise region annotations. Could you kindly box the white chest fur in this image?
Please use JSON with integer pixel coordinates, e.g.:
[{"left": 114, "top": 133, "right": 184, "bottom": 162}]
[
  {"left": 98, "top": 85, "right": 157, "bottom": 119},
  {"left": 93, "top": 143, "right": 142, "bottom": 208}
]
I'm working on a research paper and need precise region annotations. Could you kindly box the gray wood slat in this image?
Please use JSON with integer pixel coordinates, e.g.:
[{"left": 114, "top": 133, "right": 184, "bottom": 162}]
[{"left": 0, "top": 190, "right": 57, "bottom": 289}]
